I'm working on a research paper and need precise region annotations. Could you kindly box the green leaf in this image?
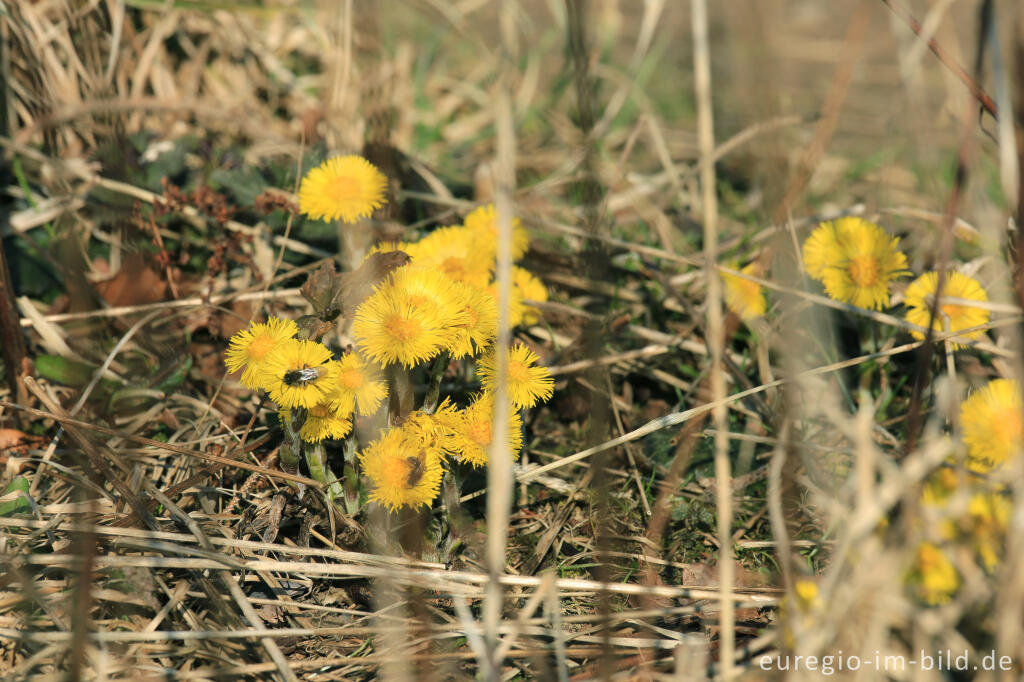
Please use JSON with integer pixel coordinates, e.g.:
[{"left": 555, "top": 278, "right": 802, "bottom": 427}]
[
  {"left": 0, "top": 476, "right": 31, "bottom": 516},
  {"left": 35, "top": 355, "right": 98, "bottom": 387}
]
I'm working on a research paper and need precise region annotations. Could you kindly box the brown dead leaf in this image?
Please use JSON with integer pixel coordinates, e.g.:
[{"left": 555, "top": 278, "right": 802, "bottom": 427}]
[
  {"left": 300, "top": 251, "right": 411, "bottom": 319},
  {"left": 337, "top": 250, "right": 411, "bottom": 315},
  {"left": 94, "top": 254, "right": 167, "bottom": 307},
  {"left": 0, "top": 429, "right": 44, "bottom": 466}
]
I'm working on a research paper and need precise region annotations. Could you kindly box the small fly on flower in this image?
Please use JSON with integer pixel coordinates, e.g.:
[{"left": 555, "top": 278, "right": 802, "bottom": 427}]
[
  {"left": 405, "top": 455, "right": 426, "bottom": 487},
  {"left": 282, "top": 365, "right": 329, "bottom": 386}
]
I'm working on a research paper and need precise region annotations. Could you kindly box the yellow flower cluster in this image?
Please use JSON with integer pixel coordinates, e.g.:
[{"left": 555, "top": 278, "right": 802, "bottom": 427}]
[
  {"left": 793, "top": 216, "right": 991, "bottom": 347},
  {"left": 226, "top": 158, "right": 557, "bottom": 514},
  {"left": 905, "top": 378, "right": 1021, "bottom": 604},
  {"left": 348, "top": 203, "right": 554, "bottom": 510},
  {"left": 224, "top": 317, "right": 388, "bottom": 443}
]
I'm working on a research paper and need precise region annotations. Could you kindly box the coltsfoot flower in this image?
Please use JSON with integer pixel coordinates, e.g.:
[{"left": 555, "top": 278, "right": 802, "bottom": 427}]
[
  {"left": 224, "top": 317, "right": 298, "bottom": 389},
  {"left": 904, "top": 271, "right": 990, "bottom": 347},
  {"left": 512, "top": 267, "right": 547, "bottom": 326},
  {"left": 450, "top": 393, "right": 523, "bottom": 468},
  {"left": 960, "top": 378, "right": 1022, "bottom": 473},
  {"left": 476, "top": 343, "right": 554, "bottom": 410},
  {"left": 448, "top": 282, "right": 498, "bottom": 358},
  {"left": 802, "top": 217, "right": 908, "bottom": 309},
  {"left": 258, "top": 339, "right": 335, "bottom": 409},
  {"left": 464, "top": 203, "right": 530, "bottom": 259},
  {"left": 721, "top": 262, "right": 767, "bottom": 320},
  {"left": 907, "top": 542, "right": 960, "bottom": 605},
  {"left": 353, "top": 284, "right": 457, "bottom": 368},
  {"left": 281, "top": 403, "right": 352, "bottom": 443},
  {"left": 412, "top": 226, "right": 493, "bottom": 289},
  {"left": 328, "top": 351, "right": 388, "bottom": 416},
  {"left": 298, "top": 155, "right": 387, "bottom": 223},
  {"left": 359, "top": 428, "right": 445, "bottom": 511}
]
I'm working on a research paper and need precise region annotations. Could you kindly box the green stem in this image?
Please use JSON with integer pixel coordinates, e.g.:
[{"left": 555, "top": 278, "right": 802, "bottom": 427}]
[
  {"left": 422, "top": 352, "right": 450, "bottom": 414},
  {"left": 304, "top": 441, "right": 344, "bottom": 504}
]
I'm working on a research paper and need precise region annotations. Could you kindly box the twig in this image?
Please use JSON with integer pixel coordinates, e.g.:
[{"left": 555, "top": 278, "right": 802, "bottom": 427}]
[
  {"left": 880, "top": 0, "right": 999, "bottom": 119},
  {"left": 691, "top": 0, "right": 733, "bottom": 671}
]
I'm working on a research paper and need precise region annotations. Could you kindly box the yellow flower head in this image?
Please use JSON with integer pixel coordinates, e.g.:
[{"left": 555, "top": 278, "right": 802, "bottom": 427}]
[
  {"left": 412, "top": 226, "right": 493, "bottom": 289},
  {"left": 908, "top": 542, "right": 960, "bottom": 605},
  {"left": 802, "top": 217, "right": 908, "bottom": 309},
  {"left": 352, "top": 283, "right": 456, "bottom": 368},
  {"left": 464, "top": 203, "right": 530, "bottom": 259},
  {"left": 960, "top": 378, "right": 1022, "bottom": 473},
  {"left": 328, "top": 351, "right": 388, "bottom": 416},
  {"left": 451, "top": 393, "right": 523, "bottom": 468},
  {"left": 359, "top": 428, "right": 444, "bottom": 511},
  {"left": 258, "top": 339, "right": 335, "bottom": 409},
  {"left": 965, "top": 493, "right": 1010, "bottom": 571},
  {"left": 721, "top": 262, "right": 767, "bottom": 320},
  {"left": 904, "top": 271, "right": 990, "bottom": 347},
  {"left": 792, "top": 579, "right": 823, "bottom": 611},
  {"left": 399, "top": 399, "right": 462, "bottom": 458},
  {"left": 281, "top": 403, "right": 353, "bottom": 443},
  {"left": 224, "top": 317, "right": 298, "bottom": 389},
  {"left": 388, "top": 266, "right": 469, "bottom": 321},
  {"left": 512, "top": 267, "right": 547, "bottom": 326},
  {"left": 298, "top": 155, "right": 387, "bottom": 223},
  {"left": 448, "top": 281, "right": 498, "bottom": 358},
  {"left": 476, "top": 343, "right": 554, "bottom": 410}
]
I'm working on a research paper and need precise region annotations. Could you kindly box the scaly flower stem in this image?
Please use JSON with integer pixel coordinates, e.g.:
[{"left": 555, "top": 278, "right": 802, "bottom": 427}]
[
  {"left": 387, "top": 364, "right": 413, "bottom": 424},
  {"left": 341, "top": 440, "right": 361, "bottom": 516},
  {"left": 422, "top": 352, "right": 450, "bottom": 414},
  {"left": 440, "top": 471, "right": 466, "bottom": 563},
  {"left": 280, "top": 408, "right": 306, "bottom": 497},
  {"left": 304, "top": 441, "right": 344, "bottom": 504}
]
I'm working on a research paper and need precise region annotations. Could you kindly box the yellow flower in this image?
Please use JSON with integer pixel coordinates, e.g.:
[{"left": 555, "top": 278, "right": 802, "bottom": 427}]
[
  {"left": 298, "top": 155, "right": 387, "bottom": 223},
  {"left": 281, "top": 403, "right": 352, "bottom": 443},
  {"left": 328, "top": 352, "right": 388, "bottom": 416},
  {"left": 777, "top": 578, "right": 824, "bottom": 648},
  {"left": 802, "top": 217, "right": 908, "bottom": 309},
  {"left": 512, "top": 267, "right": 547, "bottom": 326},
  {"left": 793, "top": 579, "right": 823, "bottom": 611},
  {"left": 960, "top": 378, "right": 1022, "bottom": 473},
  {"left": 258, "top": 339, "right": 336, "bottom": 409},
  {"left": 359, "top": 428, "right": 444, "bottom": 511},
  {"left": 448, "top": 282, "right": 498, "bottom": 358},
  {"left": 224, "top": 317, "right": 298, "bottom": 389},
  {"left": 904, "top": 271, "right": 990, "bottom": 347},
  {"left": 802, "top": 218, "right": 848, "bottom": 279},
  {"left": 721, "top": 262, "right": 766, "bottom": 320},
  {"left": 450, "top": 393, "right": 523, "bottom": 467},
  {"left": 412, "top": 226, "right": 493, "bottom": 289},
  {"left": 399, "top": 399, "right": 462, "bottom": 458},
  {"left": 464, "top": 203, "right": 530, "bottom": 259},
  {"left": 388, "top": 266, "right": 469, "bottom": 321},
  {"left": 964, "top": 493, "right": 1009, "bottom": 571},
  {"left": 352, "top": 284, "right": 456, "bottom": 368},
  {"left": 908, "top": 542, "right": 960, "bottom": 605},
  {"left": 476, "top": 344, "right": 554, "bottom": 410}
]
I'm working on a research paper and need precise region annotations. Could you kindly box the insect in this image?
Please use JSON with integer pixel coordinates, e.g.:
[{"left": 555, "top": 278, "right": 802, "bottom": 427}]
[
  {"left": 404, "top": 456, "right": 426, "bottom": 488},
  {"left": 282, "top": 365, "right": 328, "bottom": 386}
]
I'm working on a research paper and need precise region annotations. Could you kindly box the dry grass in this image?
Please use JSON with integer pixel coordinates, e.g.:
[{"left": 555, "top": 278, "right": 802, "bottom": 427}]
[{"left": 2, "top": 0, "right": 1023, "bottom": 679}]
